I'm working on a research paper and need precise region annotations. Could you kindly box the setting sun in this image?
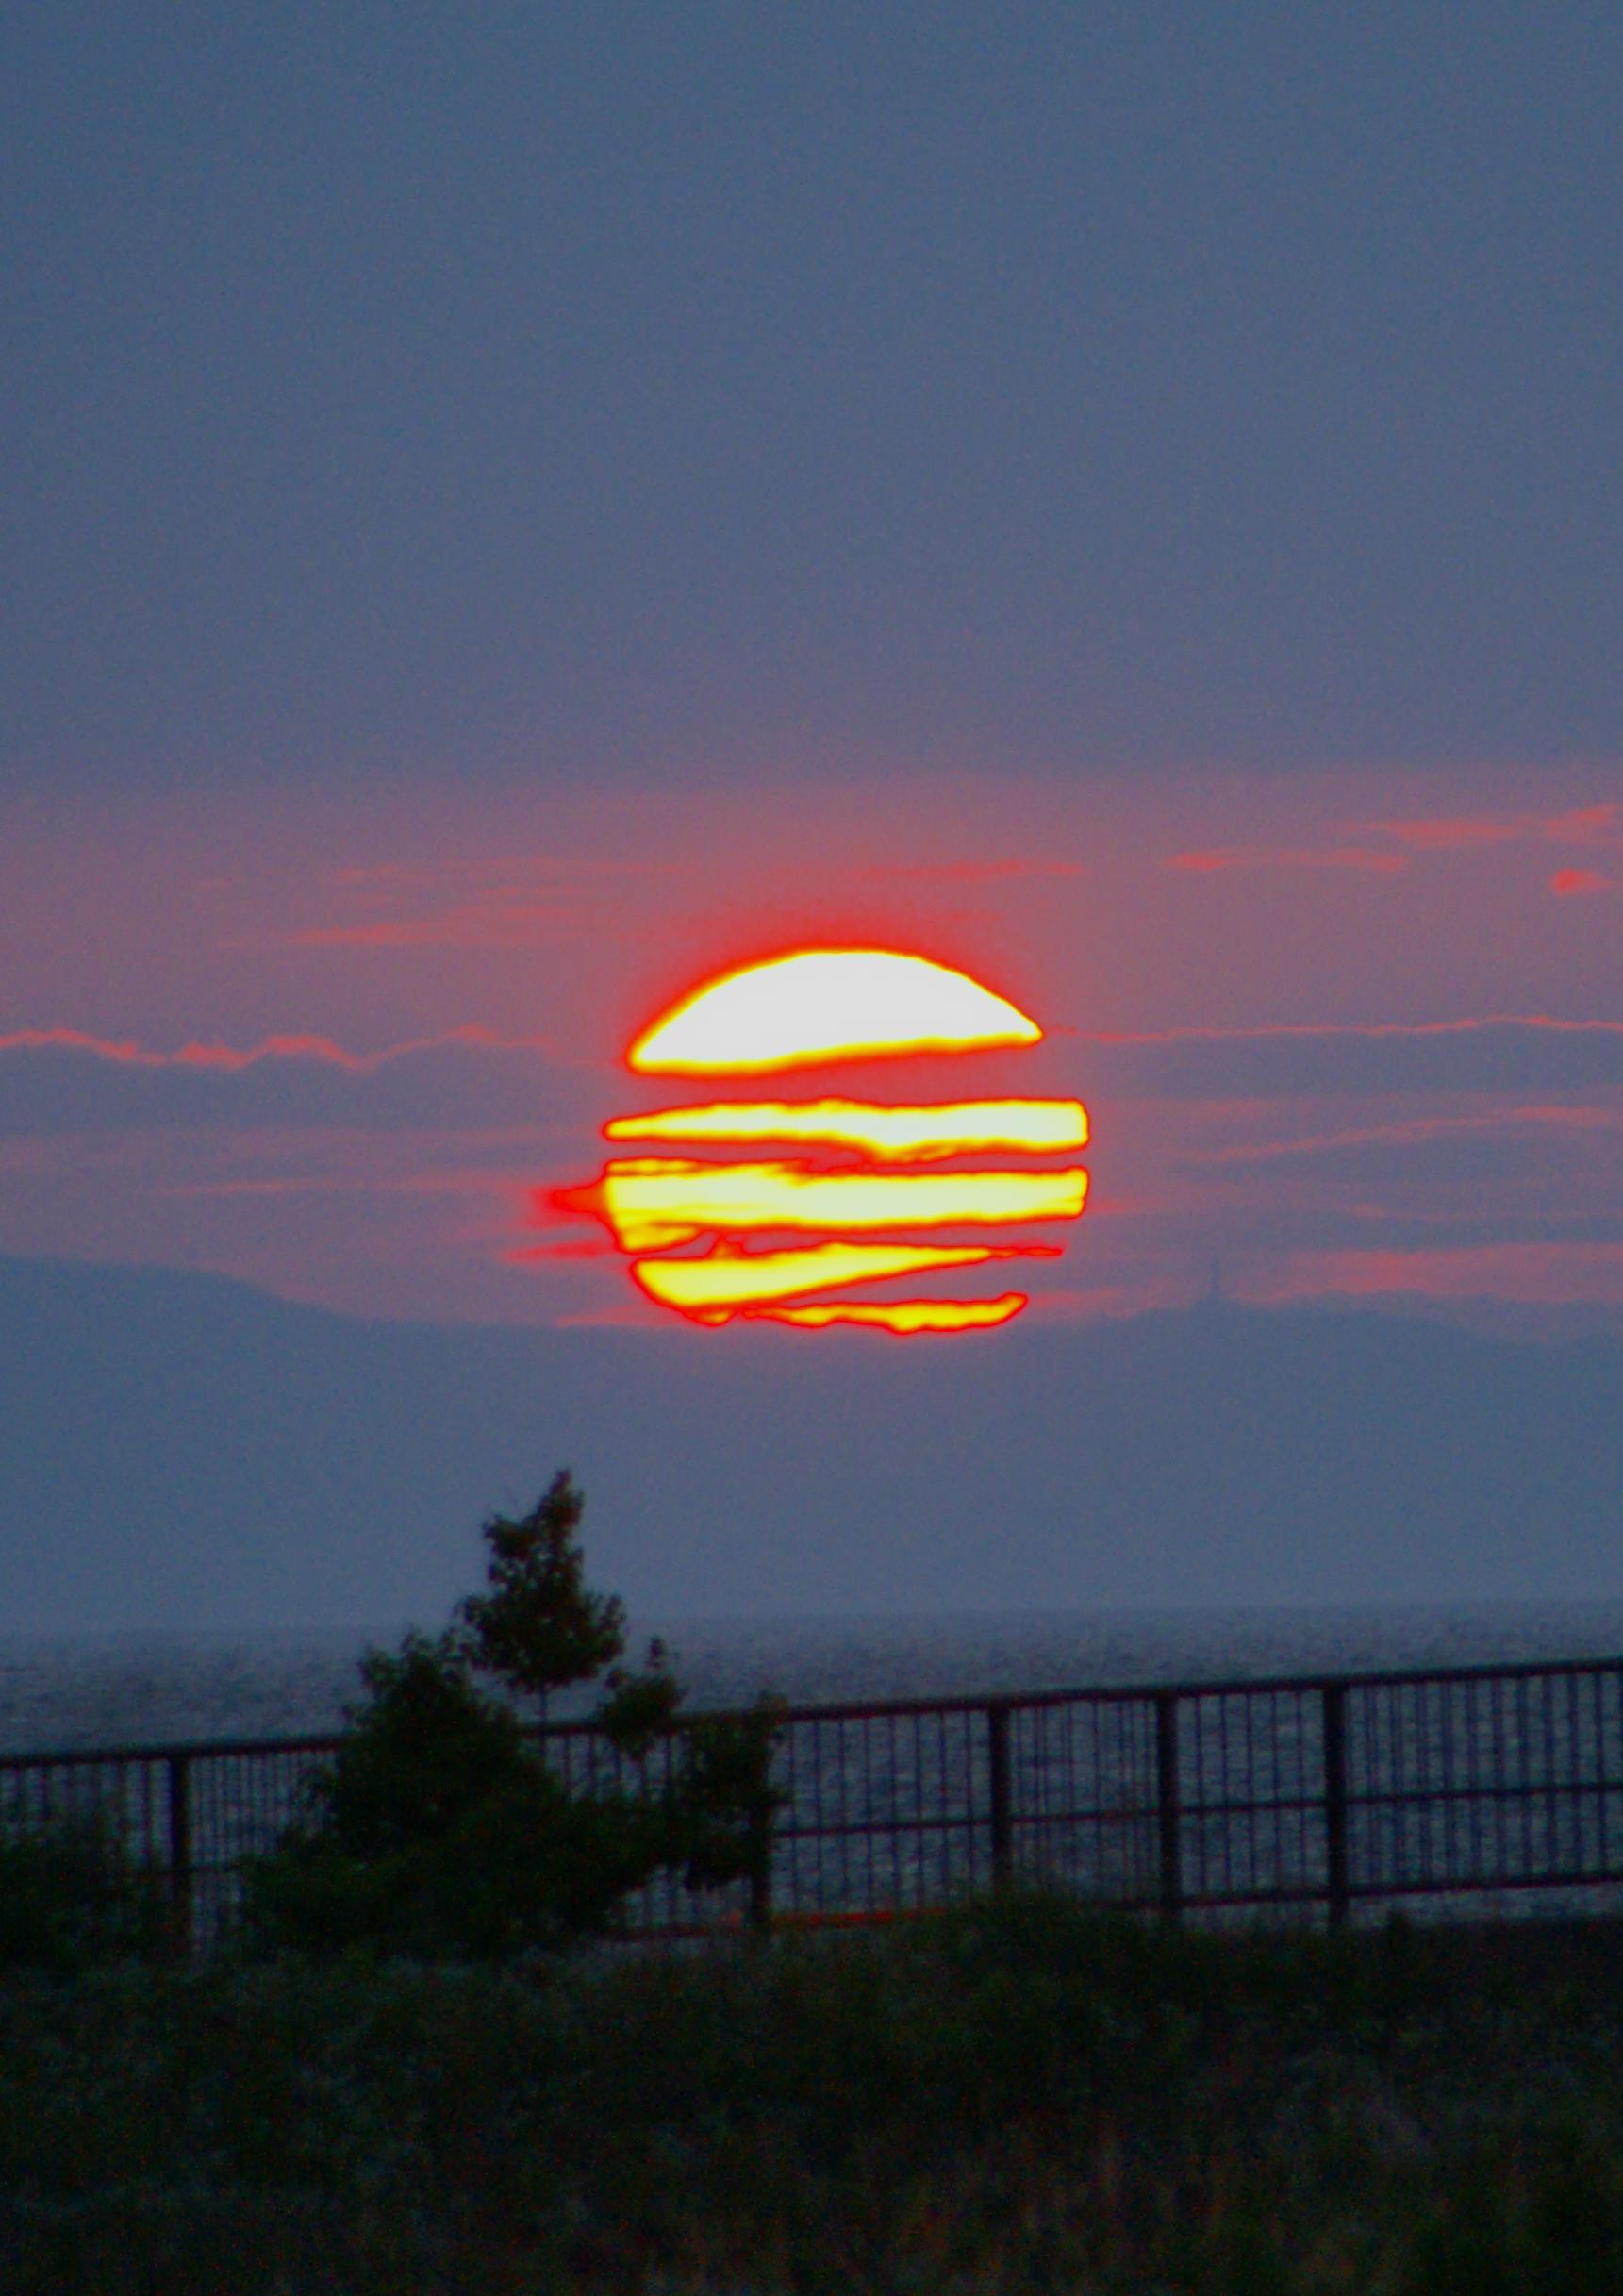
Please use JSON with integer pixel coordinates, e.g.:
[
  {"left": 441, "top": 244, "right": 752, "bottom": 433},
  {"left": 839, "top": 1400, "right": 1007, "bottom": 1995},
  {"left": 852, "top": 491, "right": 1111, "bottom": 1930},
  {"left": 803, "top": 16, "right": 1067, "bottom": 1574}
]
[
  {"left": 556, "top": 946, "right": 1090, "bottom": 1334},
  {"left": 627, "top": 948, "right": 1042, "bottom": 1073}
]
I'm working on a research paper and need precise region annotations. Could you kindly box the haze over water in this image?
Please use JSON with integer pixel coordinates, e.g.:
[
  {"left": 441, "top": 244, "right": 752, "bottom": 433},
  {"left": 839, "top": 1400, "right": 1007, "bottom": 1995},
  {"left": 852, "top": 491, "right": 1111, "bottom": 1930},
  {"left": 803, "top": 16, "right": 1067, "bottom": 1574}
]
[{"left": 7, "top": 1600, "right": 1623, "bottom": 1757}]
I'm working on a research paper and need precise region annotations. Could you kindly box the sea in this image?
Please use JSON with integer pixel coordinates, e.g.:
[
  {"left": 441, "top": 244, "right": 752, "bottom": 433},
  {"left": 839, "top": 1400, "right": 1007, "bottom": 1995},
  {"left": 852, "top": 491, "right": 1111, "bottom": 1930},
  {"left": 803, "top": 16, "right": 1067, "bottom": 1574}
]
[{"left": 6, "top": 1597, "right": 1623, "bottom": 1755}]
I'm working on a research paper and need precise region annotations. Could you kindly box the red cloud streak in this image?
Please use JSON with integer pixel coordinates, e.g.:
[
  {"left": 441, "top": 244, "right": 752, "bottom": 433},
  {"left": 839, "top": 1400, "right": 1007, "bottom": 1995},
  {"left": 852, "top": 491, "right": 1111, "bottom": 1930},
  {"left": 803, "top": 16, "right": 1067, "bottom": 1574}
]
[
  {"left": 1166, "top": 845, "right": 1407, "bottom": 874},
  {"left": 1266, "top": 1244, "right": 1623, "bottom": 1305},
  {"left": 1077, "top": 1014, "right": 1623, "bottom": 1047},
  {"left": 1181, "top": 1102, "right": 1623, "bottom": 1169},
  {"left": 0, "top": 1025, "right": 559, "bottom": 1071},
  {"left": 289, "top": 899, "right": 571, "bottom": 949},
  {"left": 1370, "top": 804, "right": 1619, "bottom": 850},
  {"left": 8, "top": 1014, "right": 1621, "bottom": 1070}
]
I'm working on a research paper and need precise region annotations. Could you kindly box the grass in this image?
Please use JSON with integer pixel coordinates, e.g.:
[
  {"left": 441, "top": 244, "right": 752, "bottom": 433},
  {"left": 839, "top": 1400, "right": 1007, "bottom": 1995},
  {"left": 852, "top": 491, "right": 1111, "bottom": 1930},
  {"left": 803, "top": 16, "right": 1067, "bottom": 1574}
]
[{"left": 2, "top": 1890, "right": 1622, "bottom": 2291}]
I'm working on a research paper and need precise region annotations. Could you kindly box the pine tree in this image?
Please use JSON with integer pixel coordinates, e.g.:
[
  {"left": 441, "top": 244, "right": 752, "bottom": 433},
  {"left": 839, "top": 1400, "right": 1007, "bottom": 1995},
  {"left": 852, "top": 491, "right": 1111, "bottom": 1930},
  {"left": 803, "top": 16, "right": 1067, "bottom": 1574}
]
[{"left": 240, "top": 1472, "right": 784, "bottom": 1959}]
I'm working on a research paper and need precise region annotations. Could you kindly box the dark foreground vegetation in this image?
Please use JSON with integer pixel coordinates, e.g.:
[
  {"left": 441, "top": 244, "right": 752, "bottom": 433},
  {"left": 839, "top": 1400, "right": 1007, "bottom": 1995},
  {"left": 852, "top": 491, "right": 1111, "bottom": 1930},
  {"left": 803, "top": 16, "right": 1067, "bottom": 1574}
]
[
  {"left": 2, "top": 1894, "right": 1623, "bottom": 2292},
  {"left": 7, "top": 1480, "right": 1622, "bottom": 2290}
]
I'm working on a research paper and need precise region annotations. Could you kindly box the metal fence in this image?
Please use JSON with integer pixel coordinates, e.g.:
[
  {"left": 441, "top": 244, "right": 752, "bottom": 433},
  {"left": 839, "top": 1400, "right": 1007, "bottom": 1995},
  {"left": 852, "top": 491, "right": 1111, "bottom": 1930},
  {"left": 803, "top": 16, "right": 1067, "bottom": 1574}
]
[{"left": 4, "top": 1655, "right": 1623, "bottom": 1953}]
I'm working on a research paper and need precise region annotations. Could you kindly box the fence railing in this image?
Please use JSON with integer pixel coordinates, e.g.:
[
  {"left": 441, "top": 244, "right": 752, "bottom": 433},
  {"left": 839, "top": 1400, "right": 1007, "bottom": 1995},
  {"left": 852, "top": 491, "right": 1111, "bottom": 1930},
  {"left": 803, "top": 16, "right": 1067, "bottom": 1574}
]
[{"left": 4, "top": 1655, "right": 1623, "bottom": 1953}]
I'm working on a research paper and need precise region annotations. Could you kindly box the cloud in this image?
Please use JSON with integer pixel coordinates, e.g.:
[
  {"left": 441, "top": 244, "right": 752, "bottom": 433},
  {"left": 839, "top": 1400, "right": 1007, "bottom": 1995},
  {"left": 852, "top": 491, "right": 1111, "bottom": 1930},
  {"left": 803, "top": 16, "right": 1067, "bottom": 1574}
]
[
  {"left": 329, "top": 862, "right": 436, "bottom": 890},
  {"left": 1165, "top": 845, "right": 1406, "bottom": 874},
  {"left": 1079, "top": 1016, "right": 1623, "bottom": 1098},
  {"left": 0, "top": 1025, "right": 558, "bottom": 1073},
  {"left": 1163, "top": 1110, "right": 1623, "bottom": 1217},
  {"left": 0, "top": 1027, "right": 594, "bottom": 1135},
  {"left": 1179, "top": 1101, "right": 1623, "bottom": 1171},
  {"left": 162, "top": 1165, "right": 536, "bottom": 1202},
  {"left": 1550, "top": 867, "right": 1615, "bottom": 897},
  {"left": 1260, "top": 1243, "right": 1623, "bottom": 1306},
  {"left": 857, "top": 859, "right": 1085, "bottom": 885},
  {"left": 0, "top": 1026, "right": 373, "bottom": 1072},
  {"left": 1165, "top": 803, "right": 1621, "bottom": 882},
  {"left": 0, "top": 1028, "right": 564, "bottom": 1070},
  {"left": 1089, "top": 1016, "right": 1623, "bottom": 1046},
  {"left": 1368, "top": 803, "right": 1620, "bottom": 851},
  {"left": 289, "top": 853, "right": 681, "bottom": 951},
  {"left": 12, "top": 1013, "right": 1621, "bottom": 1133},
  {"left": 288, "top": 898, "right": 574, "bottom": 949}
]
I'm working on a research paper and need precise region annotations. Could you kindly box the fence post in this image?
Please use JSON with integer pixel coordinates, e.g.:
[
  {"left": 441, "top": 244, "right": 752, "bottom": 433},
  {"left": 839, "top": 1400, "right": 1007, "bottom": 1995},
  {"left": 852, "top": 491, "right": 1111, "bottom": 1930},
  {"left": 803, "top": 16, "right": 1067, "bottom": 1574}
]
[
  {"left": 741, "top": 1704, "right": 784, "bottom": 1938},
  {"left": 1322, "top": 1682, "right": 1349, "bottom": 1931},
  {"left": 166, "top": 1753, "right": 193, "bottom": 1960},
  {"left": 987, "top": 1703, "right": 1013, "bottom": 1888},
  {"left": 1155, "top": 1692, "right": 1183, "bottom": 1923},
  {"left": 747, "top": 1785, "right": 775, "bottom": 1936}
]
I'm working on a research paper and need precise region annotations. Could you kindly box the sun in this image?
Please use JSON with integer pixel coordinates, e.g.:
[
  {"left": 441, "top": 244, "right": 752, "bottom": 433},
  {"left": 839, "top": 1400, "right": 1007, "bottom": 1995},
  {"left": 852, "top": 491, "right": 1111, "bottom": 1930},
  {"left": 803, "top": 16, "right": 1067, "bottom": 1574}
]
[
  {"left": 549, "top": 945, "right": 1090, "bottom": 1336},
  {"left": 627, "top": 948, "right": 1042, "bottom": 1073}
]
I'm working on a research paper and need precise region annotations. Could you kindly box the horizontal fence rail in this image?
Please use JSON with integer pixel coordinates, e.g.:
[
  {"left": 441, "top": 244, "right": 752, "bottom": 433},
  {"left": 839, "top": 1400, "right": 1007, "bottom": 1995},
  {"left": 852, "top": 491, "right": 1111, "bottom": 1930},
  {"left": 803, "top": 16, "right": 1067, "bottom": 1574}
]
[{"left": 4, "top": 1656, "right": 1623, "bottom": 1952}]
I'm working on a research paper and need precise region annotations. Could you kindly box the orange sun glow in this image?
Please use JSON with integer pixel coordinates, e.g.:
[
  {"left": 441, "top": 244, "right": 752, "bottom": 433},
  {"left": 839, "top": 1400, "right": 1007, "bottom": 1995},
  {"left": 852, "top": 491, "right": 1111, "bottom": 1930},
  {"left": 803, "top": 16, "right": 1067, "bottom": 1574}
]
[{"left": 556, "top": 947, "right": 1090, "bottom": 1335}]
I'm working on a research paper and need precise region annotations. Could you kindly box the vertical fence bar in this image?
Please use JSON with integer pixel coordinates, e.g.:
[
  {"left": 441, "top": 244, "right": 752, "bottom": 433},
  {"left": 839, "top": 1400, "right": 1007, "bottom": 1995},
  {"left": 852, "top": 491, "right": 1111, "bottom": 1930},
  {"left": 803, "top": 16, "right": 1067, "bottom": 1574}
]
[
  {"left": 986, "top": 1703, "right": 1013, "bottom": 1888},
  {"left": 166, "top": 1753, "right": 193, "bottom": 1960},
  {"left": 748, "top": 1821, "right": 774, "bottom": 1936},
  {"left": 1155, "top": 1692, "right": 1182, "bottom": 1923},
  {"left": 1322, "top": 1681, "right": 1349, "bottom": 1930}
]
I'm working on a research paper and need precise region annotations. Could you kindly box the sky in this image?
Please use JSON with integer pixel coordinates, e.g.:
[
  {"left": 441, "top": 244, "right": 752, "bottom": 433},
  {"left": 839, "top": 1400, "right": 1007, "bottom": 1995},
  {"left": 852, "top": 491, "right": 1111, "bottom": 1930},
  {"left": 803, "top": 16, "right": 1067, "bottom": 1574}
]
[{"left": 3, "top": 4, "right": 1620, "bottom": 1343}]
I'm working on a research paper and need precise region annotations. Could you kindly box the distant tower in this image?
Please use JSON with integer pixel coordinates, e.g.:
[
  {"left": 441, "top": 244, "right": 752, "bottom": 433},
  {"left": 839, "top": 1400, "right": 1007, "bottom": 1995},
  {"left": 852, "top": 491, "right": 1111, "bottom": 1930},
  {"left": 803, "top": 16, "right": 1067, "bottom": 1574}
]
[{"left": 1201, "top": 1256, "right": 1230, "bottom": 1309}]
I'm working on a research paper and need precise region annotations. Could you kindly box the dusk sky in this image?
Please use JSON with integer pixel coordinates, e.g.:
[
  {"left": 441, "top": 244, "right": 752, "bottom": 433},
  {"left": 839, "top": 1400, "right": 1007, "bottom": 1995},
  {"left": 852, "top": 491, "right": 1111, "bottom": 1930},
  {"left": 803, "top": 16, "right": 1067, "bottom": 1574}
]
[{"left": 5, "top": 6, "right": 1620, "bottom": 1345}]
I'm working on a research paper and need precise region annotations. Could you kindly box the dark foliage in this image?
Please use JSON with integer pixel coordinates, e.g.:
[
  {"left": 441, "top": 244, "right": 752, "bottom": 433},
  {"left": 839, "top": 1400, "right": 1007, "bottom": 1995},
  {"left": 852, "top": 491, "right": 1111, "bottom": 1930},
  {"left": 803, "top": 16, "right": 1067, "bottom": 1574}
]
[
  {"left": 455, "top": 1468, "right": 626, "bottom": 1706},
  {"left": 239, "top": 1472, "right": 784, "bottom": 1960},
  {"left": 7, "top": 1897, "right": 1623, "bottom": 2290},
  {"left": 0, "top": 1809, "right": 172, "bottom": 1976}
]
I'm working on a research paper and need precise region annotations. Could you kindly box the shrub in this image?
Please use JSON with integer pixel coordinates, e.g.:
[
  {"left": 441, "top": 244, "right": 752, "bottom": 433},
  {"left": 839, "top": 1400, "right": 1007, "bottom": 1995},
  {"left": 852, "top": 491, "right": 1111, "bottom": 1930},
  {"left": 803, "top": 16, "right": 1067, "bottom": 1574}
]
[{"left": 0, "top": 1807, "right": 172, "bottom": 1976}]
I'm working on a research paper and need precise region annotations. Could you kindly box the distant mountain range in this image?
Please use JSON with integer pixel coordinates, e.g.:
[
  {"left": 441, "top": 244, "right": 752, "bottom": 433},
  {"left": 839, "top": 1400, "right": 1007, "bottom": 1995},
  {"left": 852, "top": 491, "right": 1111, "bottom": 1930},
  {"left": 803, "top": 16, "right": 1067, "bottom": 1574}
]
[{"left": 1, "top": 1254, "right": 1618, "bottom": 1633}]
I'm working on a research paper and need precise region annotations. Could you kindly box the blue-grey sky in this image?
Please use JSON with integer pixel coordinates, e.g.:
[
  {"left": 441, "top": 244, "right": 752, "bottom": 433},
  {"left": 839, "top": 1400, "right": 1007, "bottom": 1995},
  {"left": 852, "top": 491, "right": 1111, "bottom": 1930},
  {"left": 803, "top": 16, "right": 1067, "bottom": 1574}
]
[
  {"left": 6, "top": 3, "right": 1621, "bottom": 794},
  {"left": 1, "top": 6, "right": 1619, "bottom": 1347},
  {"left": 4, "top": 9, "right": 1623, "bottom": 1628}
]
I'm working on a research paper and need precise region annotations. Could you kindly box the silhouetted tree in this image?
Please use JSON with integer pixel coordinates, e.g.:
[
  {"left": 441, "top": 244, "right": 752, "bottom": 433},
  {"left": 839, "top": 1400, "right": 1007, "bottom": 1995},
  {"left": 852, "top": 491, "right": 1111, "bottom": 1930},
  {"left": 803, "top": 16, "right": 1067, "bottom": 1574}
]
[
  {"left": 455, "top": 1470, "right": 629, "bottom": 1722},
  {"left": 239, "top": 1472, "right": 784, "bottom": 1960}
]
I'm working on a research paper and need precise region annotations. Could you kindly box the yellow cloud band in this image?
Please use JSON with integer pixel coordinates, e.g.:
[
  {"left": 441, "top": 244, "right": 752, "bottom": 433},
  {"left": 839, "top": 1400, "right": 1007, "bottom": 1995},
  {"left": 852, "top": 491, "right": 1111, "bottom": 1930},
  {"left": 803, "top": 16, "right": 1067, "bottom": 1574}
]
[
  {"left": 630, "top": 1239, "right": 1042, "bottom": 1312},
  {"left": 739, "top": 1294, "right": 1030, "bottom": 1333},
  {"left": 606, "top": 1097, "right": 1087, "bottom": 1161},
  {"left": 591, "top": 1157, "right": 1089, "bottom": 1252}
]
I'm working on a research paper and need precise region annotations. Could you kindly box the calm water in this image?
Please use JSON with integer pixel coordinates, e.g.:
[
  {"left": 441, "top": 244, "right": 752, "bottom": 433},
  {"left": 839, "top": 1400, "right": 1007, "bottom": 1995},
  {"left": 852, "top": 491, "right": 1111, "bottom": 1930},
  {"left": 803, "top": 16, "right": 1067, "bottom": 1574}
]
[{"left": 5, "top": 1597, "right": 1623, "bottom": 1755}]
